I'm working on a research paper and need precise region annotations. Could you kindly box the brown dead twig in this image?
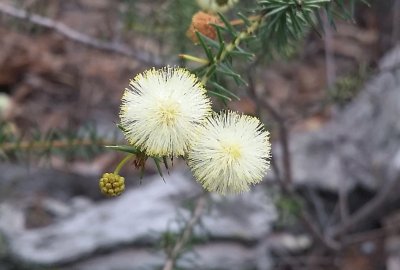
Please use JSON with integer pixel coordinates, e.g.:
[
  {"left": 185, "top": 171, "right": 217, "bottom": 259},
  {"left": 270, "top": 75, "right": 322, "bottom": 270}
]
[
  {"left": 247, "top": 60, "right": 400, "bottom": 251},
  {"left": 247, "top": 64, "right": 292, "bottom": 189},
  {"left": 162, "top": 194, "right": 207, "bottom": 270},
  {"left": 0, "top": 2, "right": 162, "bottom": 66},
  {"left": 328, "top": 174, "right": 400, "bottom": 239},
  {"left": 0, "top": 138, "right": 116, "bottom": 152},
  {"left": 247, "top": 64, "right": 340, "bottom": 251},
  {"left": 322, "top": 10, "right": 336, "bottom": 90}
]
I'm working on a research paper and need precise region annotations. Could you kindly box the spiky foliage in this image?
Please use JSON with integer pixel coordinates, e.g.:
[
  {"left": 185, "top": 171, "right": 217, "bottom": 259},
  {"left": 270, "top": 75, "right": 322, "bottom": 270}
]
[
  {"left": 182, "top": 0, "right": 369, "bottom": 103},
  {"left": 0, "top": 121, "right": 113, "bottom": 162}
]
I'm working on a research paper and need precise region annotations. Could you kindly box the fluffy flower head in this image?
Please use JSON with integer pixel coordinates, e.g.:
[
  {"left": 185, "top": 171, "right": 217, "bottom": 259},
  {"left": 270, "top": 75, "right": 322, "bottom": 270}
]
[
  {"left": 188, "top": 111, "right": 271, "bottom": 194},
  {"left": 196, "top": 0, "right": 238, "bottom": 13},
  {"left": 120, "top": 67, "right": 211, "bottom": 157}
]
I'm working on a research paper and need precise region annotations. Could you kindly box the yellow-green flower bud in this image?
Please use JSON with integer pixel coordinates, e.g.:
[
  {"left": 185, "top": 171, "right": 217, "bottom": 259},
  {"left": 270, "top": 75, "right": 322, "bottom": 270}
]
[{"left": 99, "top": 173, "right": 125, "bottom": 197}]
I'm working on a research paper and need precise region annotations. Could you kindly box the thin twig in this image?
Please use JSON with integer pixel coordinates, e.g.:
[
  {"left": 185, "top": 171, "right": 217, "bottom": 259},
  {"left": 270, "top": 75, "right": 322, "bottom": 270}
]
[
  {"left": 341, "top": 227, "right": 387, "bottom": 246},
  {"left": 338, "top": 174, "right": 350, "bottom": 226},
  {"left": 246, "top": 64, "right": 291, "bottom": 187},
  {"left": 201, "top": 12, "right": 266, "bottom": 85},
  {"left": 246, "top": 64, "right": 339, "bottom": 251},
  {"left": 246, "top": 63, "right": 283, "bottom": 185},
  {"left": 307, "top": 187, "right": 328, "bottom": 226},
  {"left": 392, "top": 0, "right": 400, "bottom": 45},
  {"left": 328, "top": 174, "right": 400, "bottom": 238},
  {"left": 299, "top": 210, "right": 340, "bottom": 250},
  {"left": 322, "top": 10, "right": 336, "bottom": 89},
  {"left": 0, "top": 139, "right": 115, "bottom": 152},
  {"left": 162, "top": 194, "right": 207, "bottom": 270},
  {"left": 250, "top": 90, "right": 292, "bottom": 187},
  {"left": 0, "top": 3, "right": 162, "bottom": 66}
]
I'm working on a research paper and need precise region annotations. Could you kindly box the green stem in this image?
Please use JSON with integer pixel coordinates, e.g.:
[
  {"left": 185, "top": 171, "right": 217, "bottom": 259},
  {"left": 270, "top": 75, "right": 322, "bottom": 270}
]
[
  {"left": 200, "top": 13, "right": 266, "bottom": 85},
  {"left": 114, "top": 154, "right": 135, "bottom": 174}
]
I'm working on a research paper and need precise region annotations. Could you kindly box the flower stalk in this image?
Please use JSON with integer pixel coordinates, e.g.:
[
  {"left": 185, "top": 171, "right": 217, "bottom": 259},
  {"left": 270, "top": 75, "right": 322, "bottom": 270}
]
[
  {"left": 113, "top": 154, "right": 135, "bottom": 175},
  {"left": 200, "top": 13, "right": 265, "bottom": 85}
]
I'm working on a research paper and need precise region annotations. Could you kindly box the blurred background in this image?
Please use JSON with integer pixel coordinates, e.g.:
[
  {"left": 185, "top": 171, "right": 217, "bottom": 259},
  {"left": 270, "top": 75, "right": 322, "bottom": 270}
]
[{"left": 0, "top": 0, "right": 399, "bottom": 269}]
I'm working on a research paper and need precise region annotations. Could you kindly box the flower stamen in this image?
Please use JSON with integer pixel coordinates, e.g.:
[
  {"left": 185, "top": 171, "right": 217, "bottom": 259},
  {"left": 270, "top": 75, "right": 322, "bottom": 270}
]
[
  {"left": 158, "top": 100, "right": 180, "bottom": 126},
  {"left": 119, "top": 67, "right": 211, "bottom": 157},
  {"left": 222, "top": 143, "right": 242, "bottom": 160},
  {"left": 188, "top": 111, "right": 271, "bottom": 194}
]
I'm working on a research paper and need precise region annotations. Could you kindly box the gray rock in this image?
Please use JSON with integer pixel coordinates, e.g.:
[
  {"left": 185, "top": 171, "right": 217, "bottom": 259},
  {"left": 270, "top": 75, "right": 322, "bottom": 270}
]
[
  {"left": 62, "top": 248, "right": 163, "bottom": 270},
  {"left": 266, "top": 233, "right": 312, "bottom": 253},
  {"left": 202, "top": 192, "right": 276, "bottom": 240},
  {"left": 63, "top": 243, "right": 267, "bottom": 270},
  {"left": 0, "top": 163, "right": 102, "bottom": 201},
  {"left": 180, "top": 243, "right": 269, "bottom": 270},
  {"left": 0, "top": 170, "right": 276, "bottom": 267},
  {"left": 276, "top": 45, "right": 400, "bottom": 192}
]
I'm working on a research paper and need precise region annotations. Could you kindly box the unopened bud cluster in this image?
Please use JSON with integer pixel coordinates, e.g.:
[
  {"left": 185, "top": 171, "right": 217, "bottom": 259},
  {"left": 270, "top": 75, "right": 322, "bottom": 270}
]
[
  {"left": 99, "top": 173, "right": 125, "bottom": 197},
  {"left": 186, "top": 11, "right": 221, "bottom": 43}
]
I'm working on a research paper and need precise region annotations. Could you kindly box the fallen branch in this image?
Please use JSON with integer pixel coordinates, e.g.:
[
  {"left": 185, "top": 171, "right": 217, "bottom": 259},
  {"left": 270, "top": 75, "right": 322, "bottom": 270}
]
[
  {"left": 0, "top": 3, "right": 162, "bottom": 66},
  {"left": 328, "top": 174, "right": 400, "bottom": 238}
]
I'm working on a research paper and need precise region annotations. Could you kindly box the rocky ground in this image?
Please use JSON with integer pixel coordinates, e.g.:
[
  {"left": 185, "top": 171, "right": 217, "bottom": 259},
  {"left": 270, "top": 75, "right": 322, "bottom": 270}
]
[
  {"left": 0, "top": 0, "right": 400, "bottom": 269},
  {"left": 0, "top": 46, "right": 399, "bottom": 269}
]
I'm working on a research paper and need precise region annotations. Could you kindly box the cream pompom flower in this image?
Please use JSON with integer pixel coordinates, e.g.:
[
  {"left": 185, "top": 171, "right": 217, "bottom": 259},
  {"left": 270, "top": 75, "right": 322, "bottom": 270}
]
[
  {"left": 188, "top": 111, "right": 271, "bottom": 194},
  {"left": 196, "top": 0, "right": 238, "bottom": 13},
  {"left": 119, "top": 67, "right": 211, "bottom": 157}
]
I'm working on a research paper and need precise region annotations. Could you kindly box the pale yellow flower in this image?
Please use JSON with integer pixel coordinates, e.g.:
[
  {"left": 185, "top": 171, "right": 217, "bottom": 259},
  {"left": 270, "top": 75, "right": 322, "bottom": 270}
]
[
  {"left": 188, "top": 111, "right": 271, "bottom": 194},
  {"left": 119, "top": 67, "right": 211, "bottom": 157},
  {"left": 196, "top": 0, "right": 238, "bottom": 13}
]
